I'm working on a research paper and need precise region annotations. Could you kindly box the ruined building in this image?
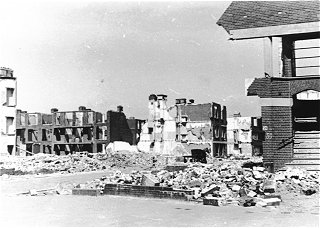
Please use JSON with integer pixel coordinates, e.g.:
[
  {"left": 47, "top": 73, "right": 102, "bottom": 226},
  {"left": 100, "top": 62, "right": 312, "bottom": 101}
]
[
  {"left": 218, "top": 1, "right": 320, "bottom": 171},
  {"left": 138, "top": 94, "right": 177, "bottom": 154},
  {"left": 176, "top": 98, "right": 227, "bottom": 157},
  {"left": 227, "top": 114, "right": 263, "bottom": 157},
  {"left": 15, "top": 106, "right": 141, "bottom": 155},
  {"left": 16, "top": 107, "right": 107, "bottom": 155},
  {"left": 138, "top": 94, "right": 227, "bottom": 156},
  {"left": 0, "top": 67, "right": 17, "bottom": 156},
  {"left": 106, "top": 105, "right": 144, "bottom": 146}
]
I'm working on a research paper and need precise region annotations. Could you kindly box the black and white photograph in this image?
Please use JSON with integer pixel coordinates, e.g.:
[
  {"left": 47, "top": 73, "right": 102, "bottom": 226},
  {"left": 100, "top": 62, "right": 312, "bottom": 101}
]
[{"left": 0, "top": 0, "right": 319, "bottom": 227}]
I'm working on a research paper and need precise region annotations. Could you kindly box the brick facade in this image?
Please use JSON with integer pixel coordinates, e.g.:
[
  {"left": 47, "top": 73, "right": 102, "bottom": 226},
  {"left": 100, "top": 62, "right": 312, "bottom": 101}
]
[{"left": 261, "top": 106, "right": 293, "bottom": 171}]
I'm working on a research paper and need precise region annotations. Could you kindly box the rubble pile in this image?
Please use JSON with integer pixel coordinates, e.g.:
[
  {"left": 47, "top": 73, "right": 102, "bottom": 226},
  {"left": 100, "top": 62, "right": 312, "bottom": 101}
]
[
  {"left": 75, "top": 160, "right": 319, "bottom": 207},
  {"left": 95, "top": 152, "right": 167, "bottom": 170},
  {"left": 0, "top": 152, "right": 167, "bottom": 175},
  {"left": 0, "top": 154, "right": 107, "bottom": 175},
  {"left": 275, "top": 167, "right": 319, "bottom": 196}
]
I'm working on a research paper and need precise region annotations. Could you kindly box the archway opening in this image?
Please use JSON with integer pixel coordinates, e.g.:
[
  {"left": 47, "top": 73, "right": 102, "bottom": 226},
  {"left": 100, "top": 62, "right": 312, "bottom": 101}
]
[{"left": 292, "top": 90, "right": 320, "bottom": 132}]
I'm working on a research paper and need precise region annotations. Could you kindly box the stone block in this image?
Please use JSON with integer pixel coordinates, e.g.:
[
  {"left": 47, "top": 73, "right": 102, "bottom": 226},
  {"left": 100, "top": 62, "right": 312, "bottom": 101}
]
[
  {"left": 247, "top": 191, "right": 257, "bottom": 197},
  {"left": 232, "top": 185, "right": 241, "bottom": 191},
  {"left": 260, "top": 198, "right": 281, "bottom": 206},
  {"left": 201, "top": 185, "right": 220, "bottom": 197},
  {"left": 203, "top": 197, "right": 224, "bottom": 206},
  {"left": 141, "top": 174, "right": 160, "bottom": 186}
]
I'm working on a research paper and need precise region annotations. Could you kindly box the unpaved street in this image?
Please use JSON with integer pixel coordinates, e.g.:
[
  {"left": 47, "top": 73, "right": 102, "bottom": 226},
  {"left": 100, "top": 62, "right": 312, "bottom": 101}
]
[
  {"left": 0, "top": 194, "right": 319, "bottom": 227},
  {"left": 0, "top": 172, "right": 319, "bottom": 227}
]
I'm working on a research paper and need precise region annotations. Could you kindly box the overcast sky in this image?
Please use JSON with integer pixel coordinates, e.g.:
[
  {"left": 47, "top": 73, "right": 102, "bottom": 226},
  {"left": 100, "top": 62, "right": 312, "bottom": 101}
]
[{"left": 0, "top": 0, "right": 263, "bottom": 119}]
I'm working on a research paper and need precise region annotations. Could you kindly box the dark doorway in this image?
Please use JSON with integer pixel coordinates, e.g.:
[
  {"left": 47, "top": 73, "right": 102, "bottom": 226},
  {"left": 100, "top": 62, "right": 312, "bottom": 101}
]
[{"left": 292, "top": 92, "right": 320, "bottom": 131}]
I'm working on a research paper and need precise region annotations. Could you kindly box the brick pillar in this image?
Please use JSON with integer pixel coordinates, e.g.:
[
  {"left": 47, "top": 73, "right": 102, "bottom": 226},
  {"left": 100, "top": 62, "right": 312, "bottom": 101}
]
[{"left": 262, "top": 106, "right": 293, "bottom": 171}]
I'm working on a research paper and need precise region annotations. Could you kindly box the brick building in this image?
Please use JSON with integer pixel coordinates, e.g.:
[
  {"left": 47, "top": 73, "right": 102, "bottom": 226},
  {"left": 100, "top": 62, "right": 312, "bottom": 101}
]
[
  {"left": 0, "top": 67, "right": 17, "bottom": 156},
  {"left": 218, "top": 1, "right": 320, "bottom": 171}
]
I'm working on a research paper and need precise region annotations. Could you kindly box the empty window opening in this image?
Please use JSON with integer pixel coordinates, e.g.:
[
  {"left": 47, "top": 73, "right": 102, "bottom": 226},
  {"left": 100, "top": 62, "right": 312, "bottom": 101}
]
[
  {"left": 20, "top": 114, "right": 26, "bottom": 126},
  {"left": 28, "top": 114, "right": 38, "bottom": 125},
  {"left": 7, "top": 145, "right": 13, "bottom": 155},
  {"left": 6, "top": 117, "right": 14, "bottom": 134},
  {"left": 6, "top": 88, "right": 15, "bottom": 106},
  {"left": 293, "top": 92, "right": 320, "bottom": 131},
  {"left": 42, "top": 114, "right": 52, "bottom": 125}
]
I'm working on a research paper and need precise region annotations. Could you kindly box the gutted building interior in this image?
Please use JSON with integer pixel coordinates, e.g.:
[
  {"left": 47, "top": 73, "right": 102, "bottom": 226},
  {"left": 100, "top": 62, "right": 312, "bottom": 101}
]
[{"left": 15, "top": 106, "right": 142, "bottom": 156}]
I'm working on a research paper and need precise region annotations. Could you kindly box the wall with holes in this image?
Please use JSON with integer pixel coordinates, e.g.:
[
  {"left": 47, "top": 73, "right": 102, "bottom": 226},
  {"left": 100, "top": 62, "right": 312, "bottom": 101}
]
[{"left": 0, "top": 68, "right": 17, "bottom": 156}]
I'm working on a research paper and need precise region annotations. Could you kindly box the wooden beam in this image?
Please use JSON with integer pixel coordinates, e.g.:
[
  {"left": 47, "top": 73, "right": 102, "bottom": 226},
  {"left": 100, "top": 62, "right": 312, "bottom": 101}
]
[{"left": 229, "top": 22, "right": 320, "bottom": 40}]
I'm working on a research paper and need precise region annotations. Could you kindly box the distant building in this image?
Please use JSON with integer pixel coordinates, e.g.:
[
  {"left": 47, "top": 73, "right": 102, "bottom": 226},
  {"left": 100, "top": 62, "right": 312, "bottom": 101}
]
[
  {"left": 16, "top": 107, "right": 107, "bottom": 155},
  {"left": 15, "top": 105, "right": 142, "bottom": 156},
  {"left": 176, "top": 99, "right": 227, "bottom": 157},
  {"left": 0, "top": 67, "right": 17, "bottom": 156},
  {"left": 218, "top": 1, "right": 320, "bottom": 171},
  {"left": 138, "top": 94, "right": 177, "bottom": 154},
  {"left": 106, "top": 106, "right": 144, "bottom": 146},
  {"left": 138, "top": 94, "right": 227, "bottom": 157},
  {"left": 227, "top": 114, "right": 263, "bottom": 157}
]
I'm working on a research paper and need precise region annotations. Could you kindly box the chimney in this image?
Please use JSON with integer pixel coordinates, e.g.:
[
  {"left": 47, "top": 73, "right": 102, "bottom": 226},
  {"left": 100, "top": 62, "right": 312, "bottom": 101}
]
[
  {"left": 51, "top": 108, "right": 58, "bottom": 113},
  {"left": 0, "top": 67, "right": 14, "bottom": 77},
  {"left": 157, "top": 94, "right": 167, "bottom": 100},
  {"left": 233, "top": 112, "right": 241, "bottom": 117},
  {"left": 180, "top": 98, "right": 187, "bottom": 105},
  {"left": 79, "top": 106, "right": 86, "bottom": 111},
  {"left": 149, "top": 94, "right": 157, "bottom": 101},
  {"left": 157, "top": 94, "right": 168, "bottom": 109},
  {"left": 117, "top": 105, "right": 123, "bottom": 112}
]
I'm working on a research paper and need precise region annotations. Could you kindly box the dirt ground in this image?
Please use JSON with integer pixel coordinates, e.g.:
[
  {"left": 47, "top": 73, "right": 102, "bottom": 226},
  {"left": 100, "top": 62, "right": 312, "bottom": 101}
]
[{"left": 0, "top": 171, "right": 319, "bottom": 227}]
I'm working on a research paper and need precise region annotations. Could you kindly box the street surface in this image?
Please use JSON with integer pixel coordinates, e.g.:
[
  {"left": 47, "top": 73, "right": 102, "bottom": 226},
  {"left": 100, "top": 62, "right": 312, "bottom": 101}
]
[{"left": 0, "top": 171, "right": 319, "bottom": 227}]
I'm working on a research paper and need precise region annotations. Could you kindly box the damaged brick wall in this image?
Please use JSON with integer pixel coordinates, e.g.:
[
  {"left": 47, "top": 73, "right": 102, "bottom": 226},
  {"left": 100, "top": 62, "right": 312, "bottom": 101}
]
[
  {"left": 126, "top": 118, "right": 144, "bottom": 145},
  {"left": 106, "top": 111, "right": 133, "bottom": 145}
]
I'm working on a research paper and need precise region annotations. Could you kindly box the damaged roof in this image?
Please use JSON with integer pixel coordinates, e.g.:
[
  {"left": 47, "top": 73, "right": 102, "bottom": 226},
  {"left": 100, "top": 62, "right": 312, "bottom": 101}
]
[{"left": 217, "top": 1, "right": 320, "bottom": 33}]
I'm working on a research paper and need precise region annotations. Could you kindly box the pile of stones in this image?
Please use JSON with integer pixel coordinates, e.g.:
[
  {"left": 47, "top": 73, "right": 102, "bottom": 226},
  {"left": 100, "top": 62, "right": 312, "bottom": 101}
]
[
  {"left": 275, "top": 167, "right": 319, "bottom": 196},
  {"left": 75, "top": 159, "right": 319, "bottom": 207}
]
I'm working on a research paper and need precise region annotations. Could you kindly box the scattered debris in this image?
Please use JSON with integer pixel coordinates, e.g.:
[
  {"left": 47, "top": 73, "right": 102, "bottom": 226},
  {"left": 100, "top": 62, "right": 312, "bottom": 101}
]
[
  {"left": 3, "top": 154, "right": 319, "bottom": 207},
  {"left": 72, "top": 159, "right": 319, "bottom": 207},
  {"left": 0, "top": 152, "right": 167, "bottom": 175}
]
